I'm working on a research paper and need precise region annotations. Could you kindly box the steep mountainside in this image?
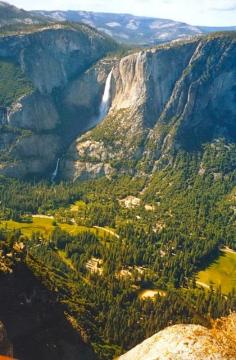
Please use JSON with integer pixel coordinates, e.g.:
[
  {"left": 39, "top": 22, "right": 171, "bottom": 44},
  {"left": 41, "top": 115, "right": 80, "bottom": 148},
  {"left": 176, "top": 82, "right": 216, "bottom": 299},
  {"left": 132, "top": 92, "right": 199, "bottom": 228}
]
[
  {"left": 0, "top": 23, "right": 118, "bottom": 179},
  {"left": 61, "top": 32, "right": 236, "bottom": 181},
  {"left": 118, "top": 313, "right": 236, "bottom": 360}
]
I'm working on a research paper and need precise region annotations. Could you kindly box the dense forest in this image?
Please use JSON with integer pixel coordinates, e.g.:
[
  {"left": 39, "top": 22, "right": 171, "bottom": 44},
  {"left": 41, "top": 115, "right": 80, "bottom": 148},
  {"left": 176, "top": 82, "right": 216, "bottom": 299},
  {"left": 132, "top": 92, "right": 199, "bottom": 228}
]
[{"left": 1, "top": 144, "right": 236, "bottom": 359}]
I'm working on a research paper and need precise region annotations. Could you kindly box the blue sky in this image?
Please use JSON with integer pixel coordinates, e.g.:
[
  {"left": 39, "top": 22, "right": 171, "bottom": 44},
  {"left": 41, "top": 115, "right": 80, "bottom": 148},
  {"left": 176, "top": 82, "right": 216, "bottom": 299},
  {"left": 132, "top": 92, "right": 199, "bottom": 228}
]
[{"left": 9, "top": 0, "right": 236, "bottom": 26}]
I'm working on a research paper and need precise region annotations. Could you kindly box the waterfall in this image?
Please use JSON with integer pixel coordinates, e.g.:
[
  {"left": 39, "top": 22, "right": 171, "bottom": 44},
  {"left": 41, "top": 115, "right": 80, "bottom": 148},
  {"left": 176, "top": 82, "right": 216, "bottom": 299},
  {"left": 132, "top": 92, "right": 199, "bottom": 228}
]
[
  {"left": 97, "top": 70, "right": 113, "bottom": 122},
  {"left": 51, "top": 158, "right": 60, "bottom": 182},
  {"left": 85, "top": 71, "right": 113, "bottom": 131}
]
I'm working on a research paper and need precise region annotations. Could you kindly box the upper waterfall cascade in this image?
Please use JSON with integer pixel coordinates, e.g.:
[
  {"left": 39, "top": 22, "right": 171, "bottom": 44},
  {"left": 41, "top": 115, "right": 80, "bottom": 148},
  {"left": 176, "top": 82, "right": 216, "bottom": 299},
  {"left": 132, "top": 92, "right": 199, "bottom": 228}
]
[
  {"left": 98, "top": 70, "right": 113, "bottom": 122},
  {"left": 85, "top": 70, "right": 113, "bottom": 131}
]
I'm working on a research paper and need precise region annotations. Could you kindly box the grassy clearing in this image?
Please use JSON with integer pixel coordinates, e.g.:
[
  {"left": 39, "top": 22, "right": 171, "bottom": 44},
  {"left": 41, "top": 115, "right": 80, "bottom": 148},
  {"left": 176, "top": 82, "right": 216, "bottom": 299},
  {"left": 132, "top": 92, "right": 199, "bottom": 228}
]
[
  {"left": 0, "top": 217, "right": 54, "bottom": 237},
  {"left": 197, "top": 249, "right": 236, "bottom": 294},
  {"left": 138, "top": 289, "right": 166, "bottom": 300},
  {"left": 0, "top": 216, "right": 115, "bottom": 240}
]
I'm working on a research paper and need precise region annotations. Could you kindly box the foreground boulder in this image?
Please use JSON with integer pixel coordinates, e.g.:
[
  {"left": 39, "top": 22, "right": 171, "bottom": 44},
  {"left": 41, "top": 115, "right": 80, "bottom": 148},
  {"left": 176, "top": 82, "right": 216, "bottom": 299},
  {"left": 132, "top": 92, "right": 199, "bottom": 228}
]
[{"left": 118, "top": 313, "right": 236, "bottom": 360}]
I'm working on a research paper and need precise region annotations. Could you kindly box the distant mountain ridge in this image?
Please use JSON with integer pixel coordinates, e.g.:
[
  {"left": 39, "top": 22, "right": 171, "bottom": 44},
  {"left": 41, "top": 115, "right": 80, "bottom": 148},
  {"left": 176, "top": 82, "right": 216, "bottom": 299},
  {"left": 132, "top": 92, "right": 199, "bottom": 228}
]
[
  {"left": 200, "top": 25, "right": 236, "bottom": 33},
  {"left": 0, "top": 1, "right": 235, "bottom": 45},
  {"left": 33, "top": 10, "right": 202, "bottom": 45},
  {"left": 34, "top": 9, "right": 236, "bottom": 45}
]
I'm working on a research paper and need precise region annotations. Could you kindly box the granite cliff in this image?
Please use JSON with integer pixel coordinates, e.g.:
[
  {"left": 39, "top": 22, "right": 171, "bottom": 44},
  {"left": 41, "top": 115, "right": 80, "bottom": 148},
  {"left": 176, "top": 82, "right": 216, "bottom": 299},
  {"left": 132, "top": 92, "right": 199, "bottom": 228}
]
[{"left": 61, "top": 32, "right": 236, "bottom": 180}]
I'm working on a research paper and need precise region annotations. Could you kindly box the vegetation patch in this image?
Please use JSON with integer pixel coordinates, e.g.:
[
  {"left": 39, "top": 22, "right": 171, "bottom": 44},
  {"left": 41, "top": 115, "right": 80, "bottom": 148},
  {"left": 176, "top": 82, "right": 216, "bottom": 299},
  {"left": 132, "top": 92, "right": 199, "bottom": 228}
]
[{"left": 0, "top": 60, "right": 33, "bottom": 106}]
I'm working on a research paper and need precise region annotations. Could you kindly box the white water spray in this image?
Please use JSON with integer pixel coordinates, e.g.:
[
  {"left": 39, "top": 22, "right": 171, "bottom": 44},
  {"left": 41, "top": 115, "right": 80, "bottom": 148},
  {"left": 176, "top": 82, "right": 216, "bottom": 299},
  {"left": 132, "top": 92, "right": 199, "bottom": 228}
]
[
  {"left": 51, "top": 158, "right": 60, "bottom": 182},
  {"left": 86, "top": 70, "right": 113, "bottom": 130},
  {"left": 98, "top": 70, "right": 113, "bottom": 122}
]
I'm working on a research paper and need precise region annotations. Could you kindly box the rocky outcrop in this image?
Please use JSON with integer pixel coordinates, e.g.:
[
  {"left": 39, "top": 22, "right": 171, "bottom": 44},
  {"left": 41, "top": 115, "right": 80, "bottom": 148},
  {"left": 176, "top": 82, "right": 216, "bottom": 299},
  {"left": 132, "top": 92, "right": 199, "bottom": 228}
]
[
  {"left": 62, "top": 138, "right": 115, "bottom": 181},
  {"left": 62, "top": 159, "right": 114, "bottom": 181},
  {"left": 2, "top": 134, "right": 61, "bottom": 178},
  {"left": 118, "top": 313, "right": 236, "bottom": 360},
  {"left": 8, "top": 92, "right": 59, "bottom": 131}
]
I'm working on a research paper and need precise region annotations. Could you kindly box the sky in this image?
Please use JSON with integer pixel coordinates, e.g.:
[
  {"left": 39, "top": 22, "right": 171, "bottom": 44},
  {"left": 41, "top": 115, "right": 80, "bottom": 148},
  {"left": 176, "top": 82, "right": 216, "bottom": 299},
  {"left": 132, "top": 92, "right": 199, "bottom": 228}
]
[{"left": 8, "top": 0, "right": 236, "bottom": 26}]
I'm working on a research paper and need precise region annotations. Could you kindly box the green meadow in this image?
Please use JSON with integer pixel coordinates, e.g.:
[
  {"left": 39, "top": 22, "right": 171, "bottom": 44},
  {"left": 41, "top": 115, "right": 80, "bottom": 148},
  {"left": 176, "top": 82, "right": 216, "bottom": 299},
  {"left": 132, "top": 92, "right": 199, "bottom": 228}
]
[
  {"left": 0, "top": 216, "right": 114, "bottom": 240},
  {"left": 197, "top": 249, "right": 236, "bottom": 294}
]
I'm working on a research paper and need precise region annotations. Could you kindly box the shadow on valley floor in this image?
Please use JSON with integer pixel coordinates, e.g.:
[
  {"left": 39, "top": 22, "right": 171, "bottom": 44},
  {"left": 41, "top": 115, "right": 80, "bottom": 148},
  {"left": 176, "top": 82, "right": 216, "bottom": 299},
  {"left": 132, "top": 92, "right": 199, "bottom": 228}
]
[{"left": 0, "top": 264, "right": 96, "bottom": 360}]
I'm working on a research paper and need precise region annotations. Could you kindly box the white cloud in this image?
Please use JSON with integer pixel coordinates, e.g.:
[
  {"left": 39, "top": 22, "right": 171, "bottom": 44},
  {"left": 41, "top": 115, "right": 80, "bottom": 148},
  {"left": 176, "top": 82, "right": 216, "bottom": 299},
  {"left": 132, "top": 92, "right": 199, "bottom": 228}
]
[
  {"left": 208, "top": 0, "right": 236, "bottom": 10},
  {"left": 8, "top": 0, "right": 236, "bottom": 26}
]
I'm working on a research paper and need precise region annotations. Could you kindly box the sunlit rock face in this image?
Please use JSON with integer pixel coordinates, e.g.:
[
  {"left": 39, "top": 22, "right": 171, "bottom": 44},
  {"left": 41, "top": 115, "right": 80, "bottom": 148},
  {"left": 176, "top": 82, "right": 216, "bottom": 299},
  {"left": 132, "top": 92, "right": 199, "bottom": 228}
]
[{"left": 118, "top": 314, "right": 236, "bottom": 360}]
